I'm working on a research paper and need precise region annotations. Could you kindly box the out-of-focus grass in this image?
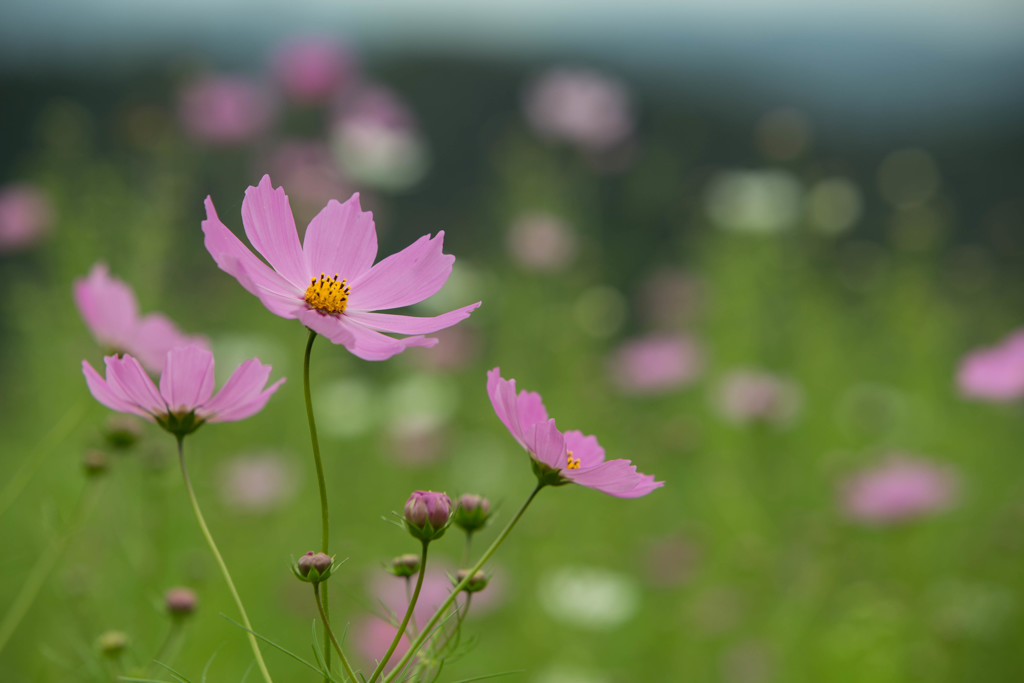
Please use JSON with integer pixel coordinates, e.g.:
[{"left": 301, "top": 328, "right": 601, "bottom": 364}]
[{"left": 0, "top": 69, "right": 1022, "bottom": 683}]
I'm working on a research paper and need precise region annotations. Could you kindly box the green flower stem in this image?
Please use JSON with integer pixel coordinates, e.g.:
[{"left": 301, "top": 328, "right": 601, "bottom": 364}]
[
  {"left": 368, "top": 540, "right": 430, "bottom": 683},
  {"left": 381, "top": 483, "right": 545, "bottom": 683},
  {"left": 303, "top": 328, "right": 333, "bottom": 678},
  {"left": 0, "top": 475, "right": 101, "bottom": 653},
  {"left": 313, "top": 582, "right": 358, "bottom": 682},
  {"left": 176, "top": 438, "right": 273, "bottom": 683}
]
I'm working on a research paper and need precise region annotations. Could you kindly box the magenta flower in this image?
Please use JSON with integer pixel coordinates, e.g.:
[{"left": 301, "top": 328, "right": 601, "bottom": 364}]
[
  {"left": 82, "top": 345, "right": 284, "bottom": 437},
  {"left": 178, "top": 75, "right": 276, "bottom": 146},
  {"left": 0, "top": 182, "right": 53, "bottom": 252},
  {"left": 607, "top": 334, "right": 702, "bottom": 395},
  {"left": 841, "top": 455, "right": 959, "bottom": 524},
  {"left": 203, "top": 175, "right": 480, "bottom": 360},
  {"left": 271, "top": 37, "right": 356, "bottom": 103},
  {"left": 956, "top": 328, "right": 1024, "bottom": 402},
  {"left": 74, "top": 263, "right": 208, "bottom": 373},
  {"left": 523, "top": 67, "right": 633, "bottom": 151},
  {"left": 487, "top": 368, "right": 663, "bottom": 498}
]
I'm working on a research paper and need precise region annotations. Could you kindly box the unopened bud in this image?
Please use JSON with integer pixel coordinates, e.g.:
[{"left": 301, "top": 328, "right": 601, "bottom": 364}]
[
  {"left": 387, "top": 553, "right": 421, "bottom": 577},
  {"left": 293, "top": 551, "right": 335, "bottom": 583},
  {"left": 105, "top": 415, "right": 143, "bottom": 449},
  {"left": 454, "top": 493, "right": 492, "bottom": 533},
  {"left": 82, "top": 449, "right": 110, "bottom": 477},
  {"left": 403, "top": 490, "right": 453, "bottom": 542},
  {"left": 453, "top": 569, "right": 489, "bottom": 593},
  {"left": 164, "top": 587, "right": 197, "bottom": 617},
  {"left": 96, "top": 630, "right": 128, "bottom": 657}
]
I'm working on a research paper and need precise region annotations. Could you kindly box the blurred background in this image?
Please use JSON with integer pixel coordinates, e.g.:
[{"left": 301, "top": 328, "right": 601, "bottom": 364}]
[{"left": 1, "top": 1, "right": 1024, "bottom": 681}]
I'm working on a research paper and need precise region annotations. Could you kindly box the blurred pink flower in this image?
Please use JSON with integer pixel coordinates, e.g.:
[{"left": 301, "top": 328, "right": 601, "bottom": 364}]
[
  {"left": 178, "top": 75, "right": 275, "bottom": 145},
  {"left": 506, "top": 212, "right": 577, "bottom": 271},
  {"left": 73, "top": 263, "right": 207, "bottom": 373},
  {"left": 608, "top": 334, "right": 702, "bottom": 395},
  {"left": 271, "top": 37, "right": 355, "bottom": 103},
  {"left": 202, "top": 175, "right": 480, "bottom": 360},
  {"left": 957, "top": 329, "right": 1024, "bottom": 401},
  {"left": 523, "top": 67, "right": 633, "bottom": 151},
  {"left": 409, "top": 325, "right": 481, "bottom": 371},
  {"left": 82, "top": 346, "right": 284, "bottom": 434},
  {"left": 841, "top": 455, "right": 959, "bottom": 524},
  {"left": 714, "top": 370, "right": 802, "bottom": 426},
  {"left": 487, "top": 368, "right": 663, "bottom": 497},
  {"left": 0, "top": 183, "right": 53, "bottom": 251},
  {"left": 636, "top": 268, "right": 704, "bottom": 330},
  {"left": 219, "top": 453, "right": 297, "bottom": 513},
  {"left": 262, "top": 139, "right": 351, "bottom": 217}
]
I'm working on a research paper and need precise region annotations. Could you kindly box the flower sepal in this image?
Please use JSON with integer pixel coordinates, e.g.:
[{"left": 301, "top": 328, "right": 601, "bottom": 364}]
[
  {"left": 530, "top": 458, "right": 570, "bottom": 488},
  {"left": 156, "top": 410, "right": 204, "bottom": 439}
]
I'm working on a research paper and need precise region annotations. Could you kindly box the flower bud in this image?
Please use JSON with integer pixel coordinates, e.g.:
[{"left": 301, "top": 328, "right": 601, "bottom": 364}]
[
  {"left": 96, "top": 630, "right": 128, "bottom": 657},
  {"left": 164, "top": 587, "right": 197, "bottom": 617},
  {"left": 454, "top": 493, "right": 492, "bottom": 533},
  {"left": 387, "top": 553, "right": 422, "bottom": 577},
  {"left": 453, "top": 569, "right": 489, "bottom": 593},
  {"left": 403, "top": 490, "right": 452, "bottom": 542},
  {"left": 293, "top": 551, "right": 335, "bottom": 583},
  {"left": 82, "top": 449, "right": 110, "bottom": 477},
  {"left": 105, "top": 415, "right": 142, "bottom": 450}
]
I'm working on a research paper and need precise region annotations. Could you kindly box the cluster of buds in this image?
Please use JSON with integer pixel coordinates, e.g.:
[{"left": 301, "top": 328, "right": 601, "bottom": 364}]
[
  {"left": 403, "top": 490, "right": 453, "bottom": 542},
  {"left": 453, "top": 493, "right": 491, "bottom": 533},
  {"left": 292, "top": 551, "right": 336, "bottom": 584}
]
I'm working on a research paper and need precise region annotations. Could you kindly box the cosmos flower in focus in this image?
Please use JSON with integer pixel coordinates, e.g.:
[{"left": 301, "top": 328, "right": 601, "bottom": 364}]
[
  {"left": 203, "top": 175, "right": 479, "bottom": 360},
  {"left": 487, "top": 368, "right": 663, "bottom": 498},
  {"left": 956, "top": 329, "right": 1024, "bottom": 402},
  {"left": 841, "top": 455, "right": 959, "bottom": 524},
  {"left": 523, "top": 67, "right": 633, "bottom": 152},
  {"left": 607, "top": 334, "right": 702, "bottom": 395},
  {"left": 82, "top": 345, "right": 284, "bottom": 437},
  {"left": 74, "top": 263, "right": 207, "bottom": 373},
  {"left": 178, "top": 75, "right": 276, "bottom": 145},
  {"left": 0, "top": 183, "right": 53, "bottom": 252}
]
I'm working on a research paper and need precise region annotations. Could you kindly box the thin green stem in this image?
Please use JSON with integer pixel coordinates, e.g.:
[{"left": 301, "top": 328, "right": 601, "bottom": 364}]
[
  {"left": 148, "top": 620, "right": 184, "bottom": 672},
  {"left": 460, "top": 531, "right": 473, "bottom": 566},
  {"left": 368, "top": 541, "right": 430, "bottom": 683},
  {"left": 304, "top": 328, "right": 333, "bottom": 678},
  {"left": 313, "top": 583, "right": 359, "bottom": 682},
  {"left": 176, "top": 438, "right": 273, "bottom": 683},
  {"left": 382, "top": 483, "right": 545, "bottom": 683},
  {"left": 0, "top": 476, "right": 101, "bottom": 653}
]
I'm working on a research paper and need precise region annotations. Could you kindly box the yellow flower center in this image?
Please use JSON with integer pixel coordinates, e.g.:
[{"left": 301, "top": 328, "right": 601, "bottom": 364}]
[
  {"left": 566, "top": 450, "right": 581, "bottom": 470},
  {"left": 304, "top": 273, "right": 351, "bottom": 315}
]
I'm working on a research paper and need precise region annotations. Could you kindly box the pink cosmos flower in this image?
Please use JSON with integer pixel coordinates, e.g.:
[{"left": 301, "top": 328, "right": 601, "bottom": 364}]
[
  {"left": 82, "top": 345, "right": 284, "bottom": 436},
  {"left": 608, "top": 334, "right": 702, "bottom": 395},
  {"left": 841, "top": 455, "right": 959, "bottom": 524},
  {"left": 0, "top": 183, "right": 53, "bottom": 252},
  {"left": 956, "top": 329, "right": 1024, "bottom": 401},
  {"left": 523, "top": 67, "right": 633, "bottom": 151},
  {"left": 714, "top": 369, "right": 802, "bottom": 426},
  {"left": 271, "top": 37, "right": 356, "bottom": 103},
  {"left": 505, "top": 211, "right": 577, "bottom": 272},
  {"left": 487, "top": 368, "right": 663, "bottom": 498},
  {"left": 203, "top": 175, "right": 479, "bottom": 360},
  {"left": 74, "top": 263, "right": 208, "bottom": 373},
  {"left": 178, "top": 75, "right": 276, "bottom": 145}
]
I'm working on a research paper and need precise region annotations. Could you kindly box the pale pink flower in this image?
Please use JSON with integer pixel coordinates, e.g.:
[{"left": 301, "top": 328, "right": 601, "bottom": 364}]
[
  {"left": 714, "top": 369, "right": 802, "bottom": 426},
  {"left": 219, "top": 453, "right": 297, "bottom": 513},
  {"left": 956, "top": 329, "right": 1024, "bottom": 401},
  {"left": 203, "top": 175, "right": 479, "bottom": 360},
  {"left": 82, "top": 345, "right": 284, "bottom": 435},
  {"left": 506, "top": 212, "right": 577, "bottom": 272},
  {"left": 0, "top": 183, "right": 53, "bottom": 251},
  {"left": 178, "top": 75, "right": 275, "bottom": 145},
  {"left": 608, "top": 334, "right": 702, "bottom": 395},
  {"left": 271, "top": 37, "right": 355, "bottom": 103},
  {"left": 841, "top": 455, "right": 959, "bottom": 524},
  {"left": 487, "top": 368, "right": 663, "bottom": 498},
  {"left": 73, "top": 263, "right": 207, "bottom": 373},
  {"left": 524, "top": 67, "right": 633, "bottom": 151}
]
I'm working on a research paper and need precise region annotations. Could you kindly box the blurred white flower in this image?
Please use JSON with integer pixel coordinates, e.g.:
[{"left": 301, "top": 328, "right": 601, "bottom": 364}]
[
  {"left": 524, "top": 67, "right": 633, "bottom": 151},
  {"left": 705, "top": 169, "right": 803, "bottom": 233},
  {"left": 538, "top": 566, "right": 640, "bottom": 629}
]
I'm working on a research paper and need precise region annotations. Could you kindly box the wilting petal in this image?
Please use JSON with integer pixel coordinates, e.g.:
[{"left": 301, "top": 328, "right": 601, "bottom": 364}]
[
  {"left": 347, "top": 232, "right": 454, "bottom": 310},
  {"left": 105, "top": 354, "right": 166, "bottom": 416},
  {"left": 302, "top": 193, "right": 378, "bottom": 281},
  {"left": 73, "top": 263, "right": 139, "bottom": 348},
  {"left": 565, "top": 430, "right": 605, "bottom": 467},
  {"left": 345, "top": 302, "right": 480, "bottom": 335},
  {"left": 524, "top": 419, "right": 566, "bottom": 470},
  {"left": 207, "top": 378, "right": 285, "bottom": 423},
  {"left": 200, "top": 358, "right": 274, "bottom": 419},
  {"left": 160, "top": 346, "right": 216, "bottom": 412},
  {"left": 241, "top": 175, "right": 308, "bottom": 288},
  {"left": 82, "top": 360, "right": 152, "bottom": 419}
]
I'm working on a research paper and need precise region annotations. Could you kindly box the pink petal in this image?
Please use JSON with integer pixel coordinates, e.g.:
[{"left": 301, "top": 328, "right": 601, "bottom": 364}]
[
  {"left": 105, "top": 354, "right": 166, "bottom": 417},
  {"left": 73, "top": 263, "right": 139, "bottom": 348},
  {"left": 516, "top": 387, "right": 550, "bottom": 432},
  {"left": 301, "top": 192, "right": 378, "bottom": 282},
  {"left": 240, "top": 175, "right": 308, "bottom": 288},
  {"left": 566, "top": 459, "right": 664, "bottom": 498},
  {"left": 523, "top": 418, "right": 566, "bottom": 469},
  {"left": 232, "top": 256, "right": 308, "bottom": 318},
  {"left": 298, "top": 309, "right": 436, "bottom": 360},
  {"left": 344, "top": 302, "right": 480, "bottom": 335},
  {"left": 203, "top": 196, "right": 303, "bottom": 306},
  {"left": 159, "top": 346, "right": 216, "bottom": 412},
  {"left": 487, "top": 368, "right": 529, "bottom": 446},
  {"left": 565, "top": 430, "right": 605, "bottom": 467},
  {"left": 82, "top": 360, "right": 152, "bottom": 419},
  {"left": 207, "top": 378, "right": 286, "bottom": 423},
  {"left": 133, "top": 314, "right": 208, "bottom": 373},
  {"left": 347, "top": 232, "right": 455, "bottom": 311},
  {"left": 199, "top": 357, "right": 275, "bottom": 420}
]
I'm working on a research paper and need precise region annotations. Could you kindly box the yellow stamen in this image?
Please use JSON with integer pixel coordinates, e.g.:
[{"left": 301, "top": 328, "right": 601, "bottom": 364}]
[
  {"left": 566, "top": 450, "right": 581, "bottom": 470},
  {"left": 304, "top": 272, "right": 351, "bottom": 315}
]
